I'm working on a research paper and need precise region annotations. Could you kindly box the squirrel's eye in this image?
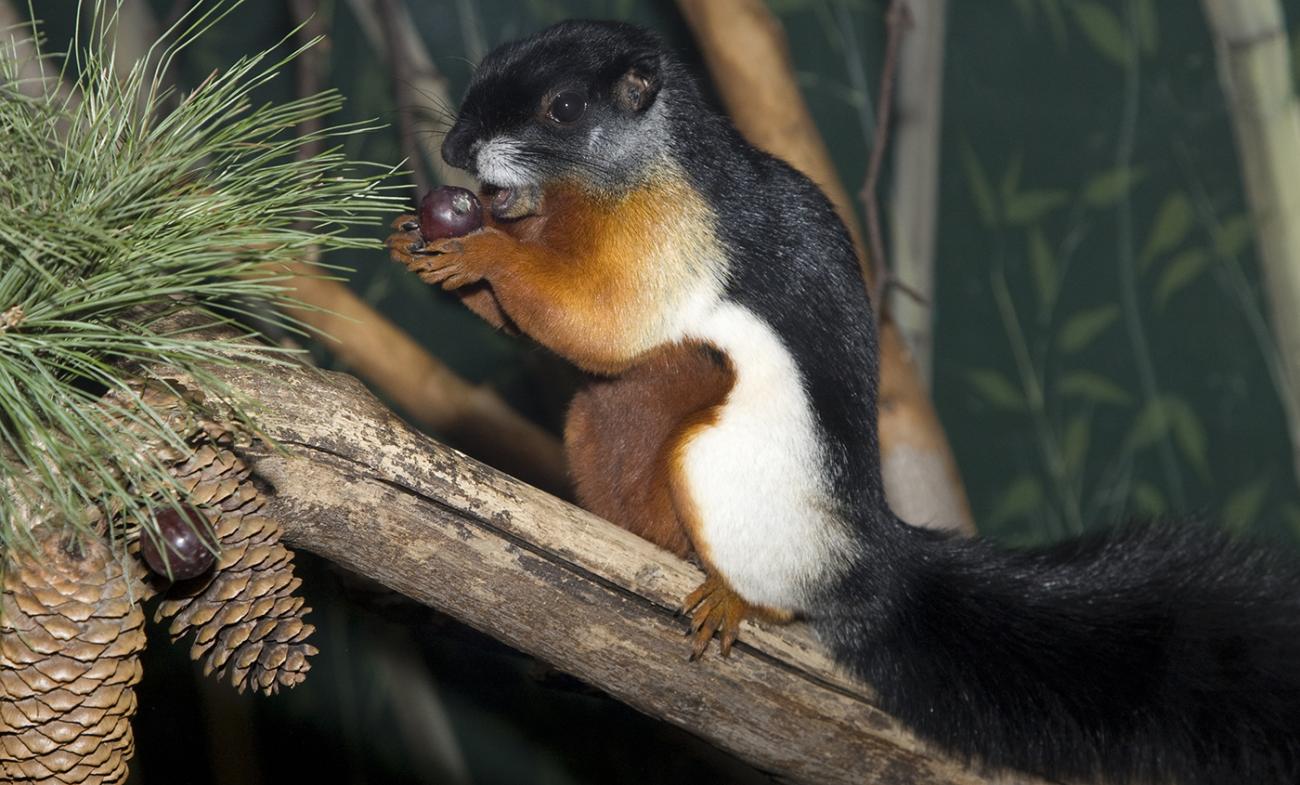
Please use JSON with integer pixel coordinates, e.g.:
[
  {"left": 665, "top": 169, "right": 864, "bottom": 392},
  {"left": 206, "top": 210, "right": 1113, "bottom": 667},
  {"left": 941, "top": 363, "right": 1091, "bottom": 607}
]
[{"left": 548, "top": 91, "right": 587, "bottom": 124}]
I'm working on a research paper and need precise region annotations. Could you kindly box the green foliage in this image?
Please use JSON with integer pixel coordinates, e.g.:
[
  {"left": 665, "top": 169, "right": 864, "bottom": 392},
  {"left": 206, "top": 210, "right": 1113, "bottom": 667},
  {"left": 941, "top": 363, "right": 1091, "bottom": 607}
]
[
  {"left": 0, "top": 1, "right": 400, "bottom": 550},
  {"left": 1139, "top": 192, "right": 1193, "bottom": 270},
  {"left": 1154, "top": 249, "right": 1210, "bottom": 309},
  {"left": 1223, "top": 478, "right": 1270, "bottom": 532},
  {"left": 1061, "top": 415, "right": 1090, "bottom": 476},
  {"left": 1027, "top": 228, "right": 1057, "bottom": 316},
  {"left": 967, "top": 368, "right": 1026, "bottom": 410},
  {"left": 988, "top": 474, "right": 1044, "bottom": 528},
  {"left": 961, "top": 142, "right": 999, "bottom": 227},
  {"left": 1124, "top": 396, "right": 1210, "bottom": 480},
  {"left": 1069, "top": 1, "right": 1132, "bottom": 68},
  {"left": 1057, "top": 371, "right": 1132, "bottom": 406},
  {"left": 1134, "top": 0, "right": 1158, "bottom": 56},
  {"left": 1082, "top": 165, "right": 1146, "bottom": 208},
  {"left": 1057, "top": 305, "right": 1120, "bottom": 353},
  {"left": 1213, "top": 213, "right": 1255, "bottom": 259},
  {"left": 1132, "top": 482, "right": 1165, "bottom": 517}
]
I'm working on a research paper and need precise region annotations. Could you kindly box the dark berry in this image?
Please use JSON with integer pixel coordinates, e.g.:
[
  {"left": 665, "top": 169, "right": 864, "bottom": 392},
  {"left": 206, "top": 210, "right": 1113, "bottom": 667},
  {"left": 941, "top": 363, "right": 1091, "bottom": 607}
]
[
  {"left": 419, "top": 186, "right": 483, "bottom": 242},
  {"left": 141, "top": 505, "right": 219, "bottom": 580}
]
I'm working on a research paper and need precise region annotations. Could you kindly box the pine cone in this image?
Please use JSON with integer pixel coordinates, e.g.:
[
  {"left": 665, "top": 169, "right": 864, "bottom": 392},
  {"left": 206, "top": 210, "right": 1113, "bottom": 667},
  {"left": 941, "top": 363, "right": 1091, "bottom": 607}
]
[
  {"left": 154, "top": 438, "right": 317, "bottom": 695},
  {"left": 0, "top": 526, "right": 149, "bottom": 785}
]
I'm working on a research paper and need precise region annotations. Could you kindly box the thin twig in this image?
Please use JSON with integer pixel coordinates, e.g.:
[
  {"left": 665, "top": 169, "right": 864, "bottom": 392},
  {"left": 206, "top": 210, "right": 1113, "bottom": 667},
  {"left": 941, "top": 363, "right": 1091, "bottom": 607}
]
[
  {"left": 861, "top": 0, "right": 912, "bottom": 323},
  {"left": 376, "top": 0, "right": 431, "bottom": 196}
]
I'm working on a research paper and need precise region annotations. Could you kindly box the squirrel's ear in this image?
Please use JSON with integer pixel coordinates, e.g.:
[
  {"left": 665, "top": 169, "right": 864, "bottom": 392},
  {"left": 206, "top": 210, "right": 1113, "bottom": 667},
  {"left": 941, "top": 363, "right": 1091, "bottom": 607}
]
[{"left": 615, "top": 53, "right": 661, "bottom": 113}]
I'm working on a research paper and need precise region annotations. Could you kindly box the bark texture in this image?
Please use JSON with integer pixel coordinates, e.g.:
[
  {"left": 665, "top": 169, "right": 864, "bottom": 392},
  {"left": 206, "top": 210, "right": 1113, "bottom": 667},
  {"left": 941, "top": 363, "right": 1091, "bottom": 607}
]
[{"left": 173, "top": 331, "right": 1045, "bottom": 785}]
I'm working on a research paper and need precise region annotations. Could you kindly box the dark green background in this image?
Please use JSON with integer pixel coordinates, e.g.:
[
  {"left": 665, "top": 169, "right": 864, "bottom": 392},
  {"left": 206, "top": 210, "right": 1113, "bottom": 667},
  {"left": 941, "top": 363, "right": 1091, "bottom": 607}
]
[{"left": 29, "top": 0, "right": 1300, "bottom": 782}]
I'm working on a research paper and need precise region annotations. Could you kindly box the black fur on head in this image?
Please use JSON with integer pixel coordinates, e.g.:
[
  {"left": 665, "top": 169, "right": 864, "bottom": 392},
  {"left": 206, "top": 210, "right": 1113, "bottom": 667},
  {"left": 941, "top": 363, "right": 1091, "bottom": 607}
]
[{"left": 442, "top": 21, "right": 678, "bottom": 192}]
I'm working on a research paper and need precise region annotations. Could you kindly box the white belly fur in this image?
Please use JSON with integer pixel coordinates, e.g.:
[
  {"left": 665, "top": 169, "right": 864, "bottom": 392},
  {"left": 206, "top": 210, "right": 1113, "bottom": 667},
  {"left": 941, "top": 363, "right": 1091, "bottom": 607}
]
[{"left": 681, "top": 301, "right": 854, "bottom": 611}]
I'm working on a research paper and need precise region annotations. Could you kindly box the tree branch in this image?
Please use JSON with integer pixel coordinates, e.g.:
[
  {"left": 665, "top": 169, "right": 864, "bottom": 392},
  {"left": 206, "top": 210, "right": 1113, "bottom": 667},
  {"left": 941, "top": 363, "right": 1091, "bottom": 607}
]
[{"left": 166, "top": 320, "right": 1042, "bottom": 785}]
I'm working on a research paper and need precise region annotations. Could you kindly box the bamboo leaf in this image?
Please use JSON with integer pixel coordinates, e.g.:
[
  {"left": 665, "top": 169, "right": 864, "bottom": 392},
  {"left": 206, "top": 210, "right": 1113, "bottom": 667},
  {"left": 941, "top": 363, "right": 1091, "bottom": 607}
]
[
  {"left": 1155, "top": 248, "right": 1210, "bottom": 308},
  {"left": 1040, "top": 0, "right": 1069, "bottom": 47},
  {"left": 1126, "top": 398, "right": 1172, "bottom": 451},
  {"left": 1062, "top": 415, "right": 1090, "bottom": 477},
  {"left": 1082, "top": 165, "right": 1147, "bottom": 208},
  {"left": 1223, "top": 478, "right": 1271, "bottom": 532},
  {"left": 989, "top": 475, "right": 1045, "bottom": 526},
  {"left": 1057, "top": 305, "right": 1120, "bottom": 353},
  {"left": 1005, "top": 189, "right": 1070, "bottom": 225},
  {"left": 1132, "top": 482, "right": 1166, "bottom": 517},
  {"left": 1168, "top": 399, "right": 1211, "bottom": 480},
  {"left": 1135, "top": 0, "right": 1158, "bottom": 55},
  {"left": 1069, "top": 1, "right": 1133, "bottom": 67},
  {"left": 962, "top": 142, "right": 999, "bottom": 227},
  {"left": 1001, "top": 152, "right": 1024, "bottom": 205},
  {"left": 1214, "top": 212, "right": 1255, "bottom": 258},
  {"left": 1140, "top": 192, "right": 1193, "bottom": 269},
  {"left": 1282, "top": 502, "right": 1300, "bottom": 540},
  {"left": 1028, "top": 227, "right": 1057, "bottom": 315},
  {"left": 967, "top": 369, "right": 1026, "bottom": 410},
  {"left": 1058, "top": 371, "right": 1133, "bottom": 406}
]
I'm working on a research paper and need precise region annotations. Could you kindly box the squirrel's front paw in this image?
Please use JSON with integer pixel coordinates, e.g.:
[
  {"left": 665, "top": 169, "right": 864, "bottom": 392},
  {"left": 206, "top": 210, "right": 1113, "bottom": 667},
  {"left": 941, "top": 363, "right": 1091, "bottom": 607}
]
[
  {"left": 408, "top": 236, "right": 485, "bottom": 290},
  {"left": 385, "top": 214, "right": 425, "bottom": 267},
  {"left": 386, "top": 216, "right": 494, "bottom": 291}
]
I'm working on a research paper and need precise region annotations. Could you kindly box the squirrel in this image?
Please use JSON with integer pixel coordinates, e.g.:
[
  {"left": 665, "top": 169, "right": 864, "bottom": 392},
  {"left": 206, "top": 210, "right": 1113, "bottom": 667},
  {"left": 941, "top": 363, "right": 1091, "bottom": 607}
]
[{"left": 386, "top": 20, "right": 1300, "bottom": 785}]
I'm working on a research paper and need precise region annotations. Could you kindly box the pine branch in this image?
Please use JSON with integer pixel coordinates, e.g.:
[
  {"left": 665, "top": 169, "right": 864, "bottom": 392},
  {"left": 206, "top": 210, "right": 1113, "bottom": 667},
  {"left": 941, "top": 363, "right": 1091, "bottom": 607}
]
[{"left": 0, "top": 0, "right": 402, "bottom": 550}]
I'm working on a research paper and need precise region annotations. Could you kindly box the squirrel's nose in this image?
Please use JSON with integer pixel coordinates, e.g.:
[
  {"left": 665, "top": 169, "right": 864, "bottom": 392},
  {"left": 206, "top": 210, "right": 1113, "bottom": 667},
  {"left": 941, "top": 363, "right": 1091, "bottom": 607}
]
[{"left": 442, "top": 122, "right": 478, "bottom": 172}]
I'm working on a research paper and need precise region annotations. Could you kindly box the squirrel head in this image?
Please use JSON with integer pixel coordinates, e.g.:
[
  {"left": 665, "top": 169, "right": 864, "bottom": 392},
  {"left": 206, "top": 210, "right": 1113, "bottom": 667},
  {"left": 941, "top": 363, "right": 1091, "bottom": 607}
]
[{"left": 442, "top": 21, "right": 671, "bottom": 199}]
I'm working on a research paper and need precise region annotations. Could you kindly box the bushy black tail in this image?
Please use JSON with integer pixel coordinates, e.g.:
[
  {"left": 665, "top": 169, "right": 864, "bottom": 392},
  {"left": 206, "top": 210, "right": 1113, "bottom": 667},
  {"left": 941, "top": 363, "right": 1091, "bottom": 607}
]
[{"left": 814, "top": 520, "right": 1300, "bottom": 785}]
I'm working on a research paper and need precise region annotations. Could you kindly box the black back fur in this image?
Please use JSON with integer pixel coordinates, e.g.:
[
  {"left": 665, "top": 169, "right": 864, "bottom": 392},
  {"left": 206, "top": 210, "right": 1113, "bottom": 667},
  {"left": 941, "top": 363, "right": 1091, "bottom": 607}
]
[{"left": 457, "top": 21, "right": 1300, "bottom": 785}]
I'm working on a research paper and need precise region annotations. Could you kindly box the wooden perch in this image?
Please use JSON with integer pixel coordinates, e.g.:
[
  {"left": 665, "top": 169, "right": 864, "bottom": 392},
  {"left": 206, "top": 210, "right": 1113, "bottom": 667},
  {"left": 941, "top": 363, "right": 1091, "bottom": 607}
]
[
  {"left": 183, "top": 343, "right": 1042, "bottom": 785},
  {"left": 675, "top": 0, "right": 975, "bottom": 534},
  {"left": 277, "top": 261, "right": 569, "bottom": 496}
]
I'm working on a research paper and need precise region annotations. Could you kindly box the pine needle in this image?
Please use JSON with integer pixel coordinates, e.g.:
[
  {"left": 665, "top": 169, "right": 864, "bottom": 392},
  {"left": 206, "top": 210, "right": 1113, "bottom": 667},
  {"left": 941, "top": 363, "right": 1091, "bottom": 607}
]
[{"left": 0, "top": 0, "right": 404, "bottom": 551}]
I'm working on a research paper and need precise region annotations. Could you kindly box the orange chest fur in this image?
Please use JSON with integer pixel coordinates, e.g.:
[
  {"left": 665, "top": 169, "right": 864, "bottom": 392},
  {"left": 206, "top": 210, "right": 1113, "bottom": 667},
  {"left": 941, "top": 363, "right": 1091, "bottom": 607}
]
[{"left": 484, "top": 175, "right": 725, "bottom": 372}]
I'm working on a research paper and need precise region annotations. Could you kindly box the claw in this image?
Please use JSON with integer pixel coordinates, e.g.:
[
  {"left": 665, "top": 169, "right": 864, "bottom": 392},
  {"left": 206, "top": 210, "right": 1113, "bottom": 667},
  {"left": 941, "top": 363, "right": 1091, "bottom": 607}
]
[
  {"left": 681, "top": 574, "right": 796, "bottom": 659},
  {"left": 390, "top": 214, "right": 419, "bottom": 230}
]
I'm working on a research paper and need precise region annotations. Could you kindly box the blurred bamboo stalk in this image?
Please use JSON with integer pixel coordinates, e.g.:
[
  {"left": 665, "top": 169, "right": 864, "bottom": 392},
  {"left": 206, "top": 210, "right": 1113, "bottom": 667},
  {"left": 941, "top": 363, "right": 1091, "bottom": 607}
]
[
  {"left": 1202, "top": 0, "right": 1300, "bottom": 488},
  {"left": 675, "top": 0, "right": 974, "bottom": 533},
  {"left": 888, "top": 0, "right": 946, "bottom": 387}
]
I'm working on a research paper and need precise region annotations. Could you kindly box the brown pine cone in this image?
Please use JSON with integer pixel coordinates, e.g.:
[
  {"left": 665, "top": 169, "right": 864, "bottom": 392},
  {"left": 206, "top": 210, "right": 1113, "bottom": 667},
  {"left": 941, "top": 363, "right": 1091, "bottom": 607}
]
[
  {"left": 153, "top": 440, "right": 317, "bottom": 695},
  {"left": 0, "top": 526, "right": 150, "bottom": 785}
]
